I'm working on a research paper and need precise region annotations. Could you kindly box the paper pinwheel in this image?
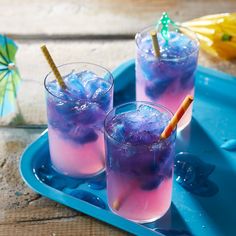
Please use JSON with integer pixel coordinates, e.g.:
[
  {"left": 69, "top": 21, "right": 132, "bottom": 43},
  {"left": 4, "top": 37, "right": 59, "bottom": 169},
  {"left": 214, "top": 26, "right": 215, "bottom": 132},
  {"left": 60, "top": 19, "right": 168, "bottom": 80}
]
[
  {"left": 182, "top": 13, "right": 236, "bottom": 59},
  {"left": 0, "top": 35, "right": 21, "bottom": 117}
]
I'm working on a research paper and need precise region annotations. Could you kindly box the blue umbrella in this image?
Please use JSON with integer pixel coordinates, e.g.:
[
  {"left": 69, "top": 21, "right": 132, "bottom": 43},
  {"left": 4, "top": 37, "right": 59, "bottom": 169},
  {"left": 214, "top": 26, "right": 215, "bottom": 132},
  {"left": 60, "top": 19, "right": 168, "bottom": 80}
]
[{"left": 0, "top": 35, "right": 21, "bottom": 117}]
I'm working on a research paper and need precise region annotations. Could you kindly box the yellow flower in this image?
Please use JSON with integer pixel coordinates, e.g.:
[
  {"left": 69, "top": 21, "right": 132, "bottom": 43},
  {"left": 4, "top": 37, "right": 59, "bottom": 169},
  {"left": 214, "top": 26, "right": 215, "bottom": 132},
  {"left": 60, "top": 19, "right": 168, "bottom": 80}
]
[{"left": 182, "top": 13, "right": 236, "bottom": 59}]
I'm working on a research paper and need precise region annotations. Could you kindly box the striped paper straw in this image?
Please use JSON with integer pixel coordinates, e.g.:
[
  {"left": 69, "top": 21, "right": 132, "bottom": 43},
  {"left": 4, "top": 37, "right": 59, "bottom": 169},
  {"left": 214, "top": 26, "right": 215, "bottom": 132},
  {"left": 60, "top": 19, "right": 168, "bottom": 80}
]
[
  {"left": 112, "top": 199, "right": 121, "bottom": 211},
  {"left": 150, "top": 31, "right": 161, "bottom": 57},
  {"left": 112, "top": 191, "right": 129, "bottom": 211},
  {"left": 160, "top": 95, "right": 193, "bottom": 139},
  {"left": 40, "top": 45, "right": 67, "bottom": 90}
]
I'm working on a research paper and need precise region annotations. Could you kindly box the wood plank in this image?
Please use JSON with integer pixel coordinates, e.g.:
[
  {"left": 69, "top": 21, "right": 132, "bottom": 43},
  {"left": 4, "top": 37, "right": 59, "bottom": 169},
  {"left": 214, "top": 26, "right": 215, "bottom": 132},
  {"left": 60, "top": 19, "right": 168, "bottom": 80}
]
[
  {"left": 0, "top": 220, "right": 128, "bottom": 236},
  {"left": 0, "top": 128, "right": 43, "bottom": 210},
  {"left": 0, "top": 40, "right": 235, "bottom": 125},
  {"left": 1, "top": 0, "right": 236, "bottom": 36},
  {"left": 0, "top": 128, "right": 128, "bottom": 236}
]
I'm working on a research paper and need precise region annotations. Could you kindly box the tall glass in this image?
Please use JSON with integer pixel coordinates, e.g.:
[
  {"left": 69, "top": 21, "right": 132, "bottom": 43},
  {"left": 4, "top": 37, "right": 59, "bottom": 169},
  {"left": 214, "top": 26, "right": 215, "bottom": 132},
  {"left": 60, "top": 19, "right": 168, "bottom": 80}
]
[
  {"left": 44, "top": 62, "right": 114, "bottom": 177},
  {"left": 135, "top": 25, "right": 199, "bottom": 130},
  {"left": 104, "top": 101, "right": 176, "bottom": 223}
]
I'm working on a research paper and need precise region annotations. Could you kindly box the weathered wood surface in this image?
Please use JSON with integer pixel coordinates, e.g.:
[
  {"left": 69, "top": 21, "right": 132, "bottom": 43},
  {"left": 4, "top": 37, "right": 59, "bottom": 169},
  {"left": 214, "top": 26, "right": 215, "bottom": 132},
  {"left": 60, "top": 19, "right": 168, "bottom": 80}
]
[
  {"left": 0, "top": 128, "right": 128, "bottom": 236},
  {"left": 0, "top": 0, "right": 236, "bottom": 235},
  {"left": 1, "top": 0, "right": 236, "bottom": 37}
]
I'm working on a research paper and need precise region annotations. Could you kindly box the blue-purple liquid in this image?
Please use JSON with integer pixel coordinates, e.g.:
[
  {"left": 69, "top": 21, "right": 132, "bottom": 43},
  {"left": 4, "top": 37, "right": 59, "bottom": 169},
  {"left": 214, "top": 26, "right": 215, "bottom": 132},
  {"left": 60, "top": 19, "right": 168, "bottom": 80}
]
[{"left": 46, "top": 70, "right": 112, "bottom": 144}]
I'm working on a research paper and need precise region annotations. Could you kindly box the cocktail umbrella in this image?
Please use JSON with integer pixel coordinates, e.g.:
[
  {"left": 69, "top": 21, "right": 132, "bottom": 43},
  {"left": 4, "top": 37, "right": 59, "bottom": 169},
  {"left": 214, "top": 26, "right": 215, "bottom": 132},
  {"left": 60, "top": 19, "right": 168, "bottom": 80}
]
[
  {"left": 0, "top": 35, "right": 21, "bottom": 117},
  {"left": 182, "top": 13, "right": 236, "bottom": 59}
]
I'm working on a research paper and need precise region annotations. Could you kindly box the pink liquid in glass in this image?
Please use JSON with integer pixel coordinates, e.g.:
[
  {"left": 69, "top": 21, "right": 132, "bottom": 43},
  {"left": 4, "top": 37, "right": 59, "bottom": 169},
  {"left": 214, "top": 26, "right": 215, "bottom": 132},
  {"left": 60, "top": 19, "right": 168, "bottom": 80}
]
[
  {"left": 48, "top": 127, "right": 105, "bottom": 177},
  {"left": 107, "top": 171, "right": 173, "bottom": 222}
]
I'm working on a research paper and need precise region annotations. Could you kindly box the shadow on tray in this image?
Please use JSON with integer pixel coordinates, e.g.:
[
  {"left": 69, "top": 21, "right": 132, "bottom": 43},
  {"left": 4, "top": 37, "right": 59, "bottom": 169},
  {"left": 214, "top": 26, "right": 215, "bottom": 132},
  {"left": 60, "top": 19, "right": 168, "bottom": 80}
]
[
  {"left": 176, "top": 117, "right": 236, "bottom": 235},
  {"left": 143, "top": 203, "right": 193, "bottom": 236}
]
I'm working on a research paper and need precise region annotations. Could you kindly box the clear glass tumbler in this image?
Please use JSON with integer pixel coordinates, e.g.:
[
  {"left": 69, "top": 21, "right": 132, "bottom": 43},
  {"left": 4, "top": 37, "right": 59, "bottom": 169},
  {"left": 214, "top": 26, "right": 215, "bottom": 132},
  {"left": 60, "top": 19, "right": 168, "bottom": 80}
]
[
  {"left": 44, "top": 62, "right": 114, "bottom": 177},
  {"left": 104, "top": 101, "right": 176, "bottom": 223},
  {"left": 135, "top": 25, "right": 199, "bottom": 130}
]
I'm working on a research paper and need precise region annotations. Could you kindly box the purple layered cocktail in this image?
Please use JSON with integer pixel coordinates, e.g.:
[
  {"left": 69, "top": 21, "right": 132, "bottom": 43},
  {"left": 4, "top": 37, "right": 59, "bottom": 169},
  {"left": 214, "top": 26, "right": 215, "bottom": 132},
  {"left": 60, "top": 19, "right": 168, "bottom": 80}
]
[
  {"left": 136, "top": 25, "right": 199, "bottom": 130},
  {"left": 45, "top": 62, "right": 113, "bottom": 177},
  {"left": 104, "top": 102, "right": 176, "bottom": 223}
]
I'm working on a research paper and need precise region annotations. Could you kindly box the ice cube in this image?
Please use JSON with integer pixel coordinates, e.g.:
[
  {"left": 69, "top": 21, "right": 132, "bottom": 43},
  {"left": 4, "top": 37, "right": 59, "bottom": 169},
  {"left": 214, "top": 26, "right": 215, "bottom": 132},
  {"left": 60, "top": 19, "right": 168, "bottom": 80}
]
[
  {"left": 107, "top": 104, "right": 169, "bottom": 146},
  {"left": 84, "top": 78, "right": 101, "bottom": 98},
  {"left": 55, "top": 101, "right": 74, "bottom": 115},
  {"left": 138, "top": 104, "right": 159, "bottom": 117},
  {"left": 64, "top": 72, "right": 86, "bottom": 99},
  {"left": 110, "top": 123, "right": 126, "bottom": 143},
  {"left": 73, "top": 102, "right": 105, "bottom": 125},
  {"left": 47, "top": 80, "right": 70, "bottom": 100},
  {"left": 167, "top": 32, "right": 195, "bottom": 58},
  {"left": 137, "top": 105, "right": 167, "bottom": 133},
  {"left": 92, "top": 80, "right": 111, "bottom": 99},
  {"left": 77, "top": 70, "right": 98, "bottom": 86},
  {"left": 69, "top": 126, "right": 98, "bottom": 144},
  {"left": 75, "top": 70, "right": 99, "bottom": 98},
  {"left": 96, "top": 92, "right": 111, "bottom": 111}
]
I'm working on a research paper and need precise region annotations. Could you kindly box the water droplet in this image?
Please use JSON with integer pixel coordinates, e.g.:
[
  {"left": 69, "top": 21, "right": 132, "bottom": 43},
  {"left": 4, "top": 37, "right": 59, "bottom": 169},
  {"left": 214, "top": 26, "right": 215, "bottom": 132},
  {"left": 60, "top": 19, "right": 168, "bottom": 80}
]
[
  {"left": 221, "top": 139, "right": 236, "bottom": 151},
  {"left": 47, "top": 176, "right": 67, "bottom": 190},
  {"left": 174, "top": 152, "right": 218, "bottom": 197},
  {"left": 69, "top": 190, "right": 106, "bottom": 209}
]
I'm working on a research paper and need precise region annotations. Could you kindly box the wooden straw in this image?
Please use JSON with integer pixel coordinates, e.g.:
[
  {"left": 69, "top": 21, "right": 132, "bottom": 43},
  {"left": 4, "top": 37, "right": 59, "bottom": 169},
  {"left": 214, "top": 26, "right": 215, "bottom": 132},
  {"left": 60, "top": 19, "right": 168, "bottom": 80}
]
[
  {"left": 112, "top": 182, "right": 140, "bottom": 211},
  {"left": 112, "top": 192, "right": 128, "bottom": 211},
  {"left": 112, "top": 199, "right": 121, "bottom": 211},
  {"left": 150, "top": 31, "right": 160, "bottom": 57},
  {"left": 40, "top": 45, "right": 67, "bottom": 89},
  {"left": 160, "top": 95, "right": 193, "bottom": 139}
]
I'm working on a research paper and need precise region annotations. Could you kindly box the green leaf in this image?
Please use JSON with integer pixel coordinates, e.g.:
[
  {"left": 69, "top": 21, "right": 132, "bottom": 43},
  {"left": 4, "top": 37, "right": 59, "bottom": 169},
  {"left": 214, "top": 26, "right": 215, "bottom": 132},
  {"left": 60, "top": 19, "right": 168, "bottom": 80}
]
[{"left": 221, "top": 33, "right": 232, "bottom": 41}]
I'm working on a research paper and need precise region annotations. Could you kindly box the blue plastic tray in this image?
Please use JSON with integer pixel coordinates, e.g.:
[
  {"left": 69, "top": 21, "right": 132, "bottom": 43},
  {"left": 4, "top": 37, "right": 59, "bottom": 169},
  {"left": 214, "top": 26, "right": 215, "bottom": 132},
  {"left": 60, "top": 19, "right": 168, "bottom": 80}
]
[{"left": 20, "top": 60, "right": 236, "bottom": 236}]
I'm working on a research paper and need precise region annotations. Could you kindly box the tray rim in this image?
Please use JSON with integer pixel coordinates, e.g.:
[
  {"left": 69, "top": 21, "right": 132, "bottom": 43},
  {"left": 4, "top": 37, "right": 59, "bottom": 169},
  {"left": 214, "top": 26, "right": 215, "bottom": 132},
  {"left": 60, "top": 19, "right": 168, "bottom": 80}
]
[{"left": 19, "top": 60, "right": 236, "bottom": 236}]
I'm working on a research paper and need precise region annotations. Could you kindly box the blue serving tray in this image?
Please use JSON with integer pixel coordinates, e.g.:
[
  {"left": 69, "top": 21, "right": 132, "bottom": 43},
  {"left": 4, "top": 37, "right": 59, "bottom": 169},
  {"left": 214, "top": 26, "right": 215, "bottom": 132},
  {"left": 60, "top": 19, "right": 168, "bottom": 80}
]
[{"left": 20, "top": 60, "right": 236, "bottom": 236}]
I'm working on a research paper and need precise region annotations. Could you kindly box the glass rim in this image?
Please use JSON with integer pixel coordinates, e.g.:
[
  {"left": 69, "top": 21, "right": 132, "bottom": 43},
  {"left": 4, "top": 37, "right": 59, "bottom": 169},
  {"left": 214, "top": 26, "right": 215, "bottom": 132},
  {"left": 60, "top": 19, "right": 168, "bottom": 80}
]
[
  {"left": 104, "top": 101, "right": 176, "bottom": 149},
  {"left": 135, "top": 24, "right": 200, "bottom": 61},
  {"left": 44, "top": 61, "right": 114, "bottom": 103}
]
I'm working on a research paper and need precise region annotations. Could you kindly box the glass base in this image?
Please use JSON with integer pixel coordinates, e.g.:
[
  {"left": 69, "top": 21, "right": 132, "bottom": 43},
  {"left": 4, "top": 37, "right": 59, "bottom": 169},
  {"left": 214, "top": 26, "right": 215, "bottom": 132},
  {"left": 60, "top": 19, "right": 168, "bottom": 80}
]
[{"left": 108, "top": 203, "right": 171, "bottom": 223}]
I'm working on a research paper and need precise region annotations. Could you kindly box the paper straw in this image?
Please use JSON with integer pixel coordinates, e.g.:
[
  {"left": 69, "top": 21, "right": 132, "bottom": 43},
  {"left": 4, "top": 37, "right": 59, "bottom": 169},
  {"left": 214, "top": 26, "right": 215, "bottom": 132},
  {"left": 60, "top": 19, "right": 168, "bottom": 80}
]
[
  {"left": 112, "top": 199, "right": 121, "bottom": 211},
  {"left": 112, "top": 190, "right": 131, "bottom": 211},
  {"left": 150, "top": 31, "right": 161, "bottom": 57},
  {"left": 40, "top": 45, "right": 67, "bottom": 89},
  {"left": 161, "top": 95, "right": 193, "bottom": 139}
]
